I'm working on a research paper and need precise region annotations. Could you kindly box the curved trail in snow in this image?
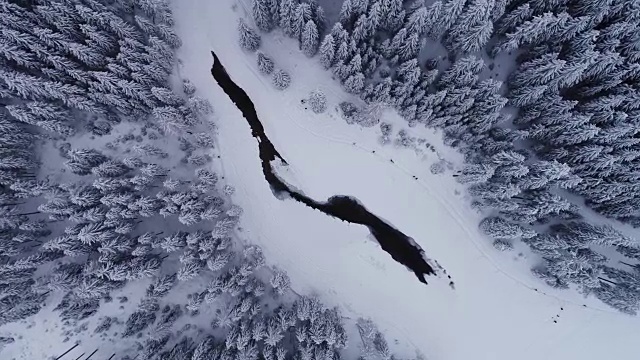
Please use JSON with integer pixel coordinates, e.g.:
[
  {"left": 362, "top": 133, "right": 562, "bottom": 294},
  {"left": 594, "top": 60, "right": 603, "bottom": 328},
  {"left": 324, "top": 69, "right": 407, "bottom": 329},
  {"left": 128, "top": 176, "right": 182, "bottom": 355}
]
[{"left": 211, "top": 50, "right": 441, "bottom": 285}]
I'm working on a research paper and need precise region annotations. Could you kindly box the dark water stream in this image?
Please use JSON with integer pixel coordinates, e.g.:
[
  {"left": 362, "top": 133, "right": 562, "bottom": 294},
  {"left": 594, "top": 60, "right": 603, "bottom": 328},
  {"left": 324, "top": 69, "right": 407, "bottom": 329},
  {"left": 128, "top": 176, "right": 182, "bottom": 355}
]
[{"left": 211, "top": 51, "right": 438, "bottom": 283}]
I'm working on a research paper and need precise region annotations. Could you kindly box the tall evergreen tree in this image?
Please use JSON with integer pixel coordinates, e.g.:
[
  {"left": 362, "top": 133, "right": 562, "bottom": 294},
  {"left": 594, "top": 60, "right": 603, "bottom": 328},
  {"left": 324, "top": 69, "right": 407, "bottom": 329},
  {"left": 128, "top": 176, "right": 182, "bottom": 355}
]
[
  {"left": 301, "top": 20, "right": 319, "bottom": 57},
  {"left": 238, "top": 19, "right": 262, "bottom": 52},
  {"left": 318, "top": 34, "right": 336, "bottom": 69},
  {"left": 253, "top": 0, "right": 275, "bottom": 32}
]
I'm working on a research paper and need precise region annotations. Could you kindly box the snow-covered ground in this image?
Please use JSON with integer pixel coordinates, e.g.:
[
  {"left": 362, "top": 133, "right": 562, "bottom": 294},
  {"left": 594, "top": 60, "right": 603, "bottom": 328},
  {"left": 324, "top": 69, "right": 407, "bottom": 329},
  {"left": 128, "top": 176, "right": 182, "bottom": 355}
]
[{"left": 172, "top": 1, "right": 640, "bottom": 359}]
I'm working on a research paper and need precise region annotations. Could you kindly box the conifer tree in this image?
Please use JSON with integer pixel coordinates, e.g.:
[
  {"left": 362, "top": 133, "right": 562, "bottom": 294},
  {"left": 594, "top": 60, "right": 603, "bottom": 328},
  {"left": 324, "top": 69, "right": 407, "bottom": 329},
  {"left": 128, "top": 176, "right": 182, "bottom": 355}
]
[
  {"left": 272, "top": 69, "right": 291, "bottom": 90},
  {"left": 301, "top": 20, "right": 319, "bottom": 57},
  {"left": 344, "top": 73, "right": 365, "bottom": 93},
  {"left": 308, "top": 90, "right": 327, "bottom": 113},
  {"left": 291, "top": 4, "right": 307, "bottom": 40},
  {"left": 445, "top": 0, "right": 494, "bottom": 53},
  {"left": 319, "top": 34, "right": 336, "bottom": 69},
  {"left": 238, "top": 19, "right": 261, "bottom": 52},
  {"left": 257, "top": 51, "right": 275, "bottom": 74},
  {"left": 253, "top": 0, "right": 275, "bottom": 32},
  {"left": 379, "top": 0, "right": 405, "bottom": 33},
  {"left": 279, "top": 0, "right": 295, "bottom": 36},
  {"left": 431, "top": 0, "right": 466, "bottom": 39}
]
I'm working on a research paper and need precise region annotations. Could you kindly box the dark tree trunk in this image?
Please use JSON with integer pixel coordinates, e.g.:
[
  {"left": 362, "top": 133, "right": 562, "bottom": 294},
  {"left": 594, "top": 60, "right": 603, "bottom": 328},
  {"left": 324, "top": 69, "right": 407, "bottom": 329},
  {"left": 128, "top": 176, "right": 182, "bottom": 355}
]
[
  {"left": 16, "top": 211, "right": 40, "bottom": 216},
  {"left": 53, "top": 343, "right": 79, "bottom": 360},
  {"left": 598, "top": 277, "right": 618, "bottom": 285},
  {"left": 84, "top": 349, "right": 99, "bottom": 360},
  {"left": 619, "top": 261, "right": 639, "bottom": 269}
]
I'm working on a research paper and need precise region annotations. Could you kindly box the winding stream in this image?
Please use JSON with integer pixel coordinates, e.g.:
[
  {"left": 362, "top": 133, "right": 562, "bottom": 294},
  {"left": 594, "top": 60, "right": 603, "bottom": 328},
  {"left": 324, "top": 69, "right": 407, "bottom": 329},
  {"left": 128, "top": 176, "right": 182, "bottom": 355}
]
[{"left": 211, "top": 51, "right": 438, "bottom": 284}]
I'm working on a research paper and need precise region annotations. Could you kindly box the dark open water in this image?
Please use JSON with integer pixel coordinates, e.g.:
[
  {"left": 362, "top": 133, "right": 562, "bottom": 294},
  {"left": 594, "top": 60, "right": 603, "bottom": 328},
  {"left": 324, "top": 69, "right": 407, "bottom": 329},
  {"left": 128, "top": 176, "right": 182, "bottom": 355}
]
[{"left": 211, "top": 51, "right": 438, "bottom": 283}]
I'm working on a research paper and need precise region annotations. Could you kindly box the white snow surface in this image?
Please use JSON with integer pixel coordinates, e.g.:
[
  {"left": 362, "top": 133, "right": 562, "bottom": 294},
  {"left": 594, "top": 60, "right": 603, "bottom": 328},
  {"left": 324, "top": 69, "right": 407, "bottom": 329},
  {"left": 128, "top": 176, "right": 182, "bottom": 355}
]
[{"left": 173, "top": 1, "right": 640, "bottom": 359}]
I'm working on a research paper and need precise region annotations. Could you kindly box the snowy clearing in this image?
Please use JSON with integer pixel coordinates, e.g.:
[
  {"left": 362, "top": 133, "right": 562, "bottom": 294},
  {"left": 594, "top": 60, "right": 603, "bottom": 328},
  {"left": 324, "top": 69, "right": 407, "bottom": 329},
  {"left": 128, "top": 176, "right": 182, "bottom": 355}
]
[{"left": 172, "top": 1, "right": 640, "bottom": 359}]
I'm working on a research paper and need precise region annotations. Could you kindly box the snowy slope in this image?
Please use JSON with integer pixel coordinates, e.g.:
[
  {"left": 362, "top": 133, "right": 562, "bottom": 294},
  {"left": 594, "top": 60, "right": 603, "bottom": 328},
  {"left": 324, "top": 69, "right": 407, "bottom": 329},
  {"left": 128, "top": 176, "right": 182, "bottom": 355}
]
[{"left": 172, "top": 1, "right": 640, "bottom": 359}]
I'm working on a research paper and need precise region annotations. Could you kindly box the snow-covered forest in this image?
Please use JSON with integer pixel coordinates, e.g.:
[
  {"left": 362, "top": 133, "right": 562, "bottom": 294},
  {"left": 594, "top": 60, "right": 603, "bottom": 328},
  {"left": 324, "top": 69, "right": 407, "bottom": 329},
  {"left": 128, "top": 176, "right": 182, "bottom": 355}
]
[
  {"left": 2, "top": 0, "right": 640, "bottom": 358},
  {"left": 0, "top": 0, "right": 408, "bottom": 359},
  {"left": 244, "top": 0, "right": 640, "bottom": 315}
]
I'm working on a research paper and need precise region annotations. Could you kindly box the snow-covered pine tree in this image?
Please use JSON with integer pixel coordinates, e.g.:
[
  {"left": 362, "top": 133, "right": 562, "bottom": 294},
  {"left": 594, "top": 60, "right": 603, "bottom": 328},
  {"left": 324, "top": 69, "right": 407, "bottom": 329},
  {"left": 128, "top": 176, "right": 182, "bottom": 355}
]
[
  {"left": 279, "top": 0, "right": 296, "bottom": 36},
  {"left": 430, "top": 0, "right": 466, "bottom": 39},
  {"left": 272, "top": 69, "right": 291, "bottom": 90},
  {"left": 238, "top": 19, "right": 261, "bottom": 52},
  {"left": 444, "top": 0, "right": 494, "bottom": 53},
  {"left": 379, "top": 0, "right": 405, "bottom": 33},
  {"left": 253, "top": 0, "right": 275, "bottom": 32},
  {"left": 291, "top": 3, "right": 308, "bottom": 40},
  {"left": 437, "top": 56, "right": 484, "bottom": 89},
  {"left": 308, "top": 90, "right": 327, "bottom": 113},
  {"left": 493, "top": 12, "right": 590, "bottom": 55},
  {"left": 480, "top": 216, "right": 537, "bottom": 240},
  {"left": 344, "top": 73, "right": 365, "bottom": 93},
  {"left": 495, "top": 4, "right": 533, "bottom": 36},
  {"left": 339, "top": 0, "right": 356, "bottom": 29},
  {"left": 257, "top": 51, "right": 275, "bottom": 74},
  {"left": 301, "top": 20, "right": 319, "bottom": 57},
  {"left": 318, "top": 34, "right": 336, "bottom": 69}
]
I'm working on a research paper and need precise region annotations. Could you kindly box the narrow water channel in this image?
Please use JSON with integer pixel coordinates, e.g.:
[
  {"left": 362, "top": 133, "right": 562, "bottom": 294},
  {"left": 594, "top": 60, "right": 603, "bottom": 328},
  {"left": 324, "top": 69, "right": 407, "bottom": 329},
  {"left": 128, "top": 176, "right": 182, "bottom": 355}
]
[{"left": 211, "top": 51, "right": 438, "bottom": 284}]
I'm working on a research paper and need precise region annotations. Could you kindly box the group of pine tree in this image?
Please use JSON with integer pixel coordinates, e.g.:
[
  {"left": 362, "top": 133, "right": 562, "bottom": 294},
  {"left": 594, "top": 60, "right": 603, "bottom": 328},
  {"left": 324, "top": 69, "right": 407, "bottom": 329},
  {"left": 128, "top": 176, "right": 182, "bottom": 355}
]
[
  {"left": 0, "top": 0, "right": 409, "bottom": 359},
  {"left": 249, "top": 0, "right": 640, "bottom": 314}
]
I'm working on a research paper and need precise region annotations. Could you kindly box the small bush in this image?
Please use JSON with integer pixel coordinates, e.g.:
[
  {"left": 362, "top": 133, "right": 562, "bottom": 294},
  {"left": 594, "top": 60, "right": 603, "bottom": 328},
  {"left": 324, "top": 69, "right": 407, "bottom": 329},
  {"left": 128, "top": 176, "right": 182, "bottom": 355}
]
[
  {"left": 430, "top": 161, "right": 446, "bottom": 174},
  {"left": 493, "top": 239, "right": 513, "bottom": 251},
  {"left": 308, "top": 90, "right": 327, "bottom": 113},
  {"left": 338, "top": 101, "right": 359, "bottom": 122},
  {"left": 272, "top": 69, "right": 291, "bottom": 90},
  {"left": 257, "top": 52, "right": 274, "bottom": 74}
]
